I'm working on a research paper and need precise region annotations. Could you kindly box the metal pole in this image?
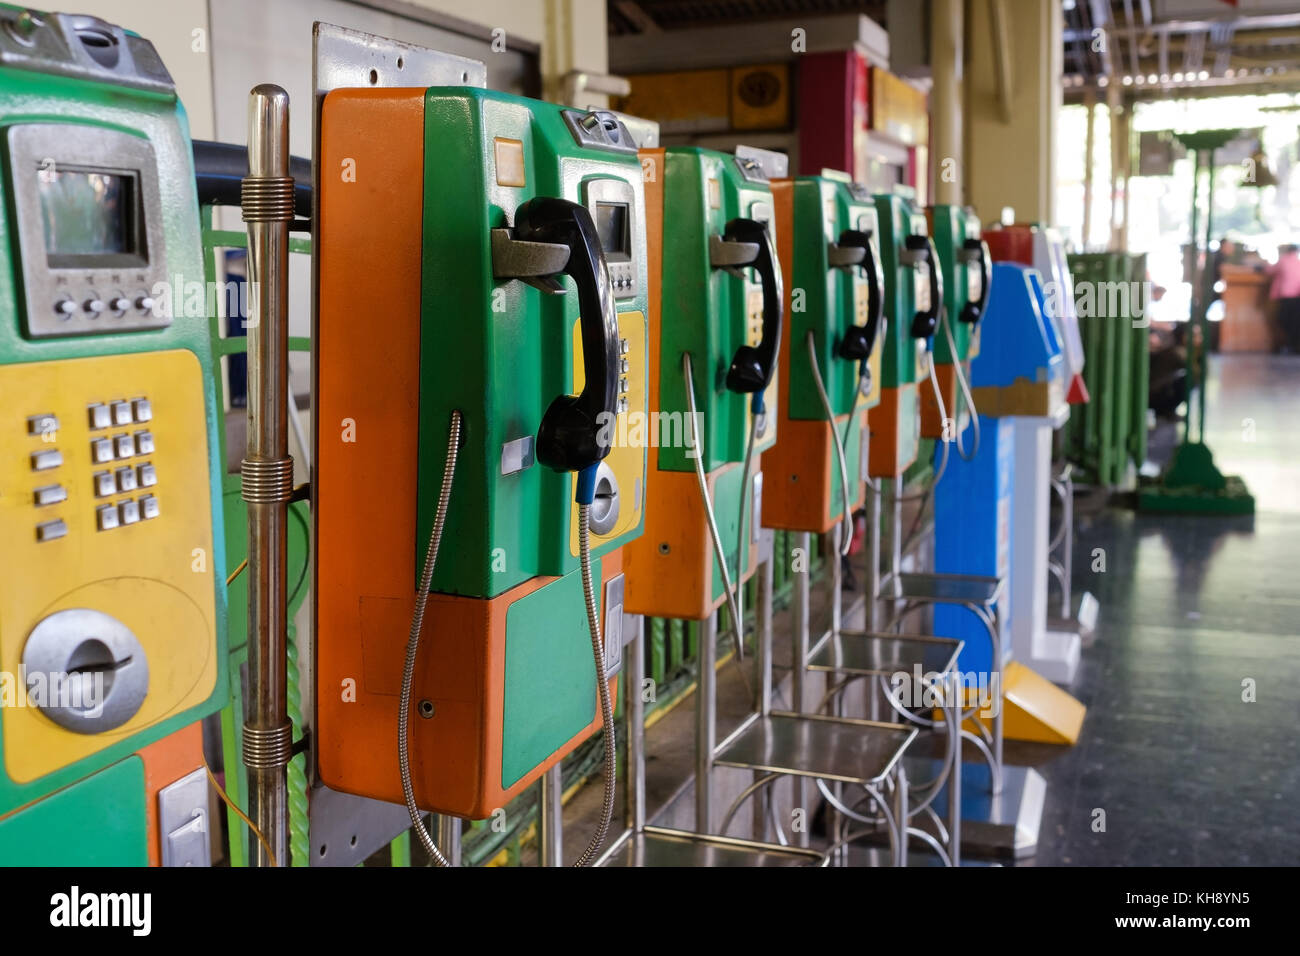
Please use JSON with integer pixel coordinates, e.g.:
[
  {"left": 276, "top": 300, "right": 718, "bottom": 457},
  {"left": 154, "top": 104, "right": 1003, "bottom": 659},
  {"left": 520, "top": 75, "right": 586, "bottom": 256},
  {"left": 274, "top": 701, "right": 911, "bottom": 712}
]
[
  {"left": 889, "top": 476, "right": 903, "bottom": 623},
  {"left": 947, "top": 671, "right": 962, "bottom": 867},
  {"left": 1185, "top": 149, "right": 1201, "bottom": 446},
  {"left": 625, "top": 614, "right": 646, "bottom": 834},
  {"left": 538, "top": 764, "right": 564, "bottom": 866},
  {"left": 694, "top": 613, "right": 717, "bottom": 833},
  {"left": 752, "top": 544, "right": 774, "bottom": 840},
  {"left": 930, "top": 0, "right": 964, "bottom": 207},
  {"left": 791, "top": 531, "right": 810, "bottom": 847},
  {"left": 241, "top": 84, "right": 295, "bottom": 868},
  {"left": 1082, "top": 90, "right": 1095, "bottom": 247},
  {"left": 1199, "top": 149, "right": 1217, "bottom": 446},
  {"left": 436, "top": 816, "right": 462, "bottom": 868}
]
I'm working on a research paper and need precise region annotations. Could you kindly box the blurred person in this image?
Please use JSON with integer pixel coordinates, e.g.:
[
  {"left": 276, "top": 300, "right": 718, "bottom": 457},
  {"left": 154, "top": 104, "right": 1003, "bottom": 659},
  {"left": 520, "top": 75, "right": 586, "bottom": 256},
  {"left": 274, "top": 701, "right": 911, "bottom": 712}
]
[{"left": 1267, "top": 243, "right": 1300, "bottom": 353}]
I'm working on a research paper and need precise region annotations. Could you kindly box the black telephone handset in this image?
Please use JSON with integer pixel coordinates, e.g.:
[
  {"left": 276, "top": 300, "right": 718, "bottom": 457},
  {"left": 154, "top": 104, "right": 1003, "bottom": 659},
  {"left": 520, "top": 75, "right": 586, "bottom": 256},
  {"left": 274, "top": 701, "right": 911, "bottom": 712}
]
[
  {"left": 514, "top": 197, "right": 620, "bottom": 474},
  {"left": 907, "top": 233, "right": 943, "bottom": 339},
  {"left": 721, "top": 218, "right": 783, "bottom": 394},
  {"left": 834, "top": 229, "right": 884, "bottom": 362},
  {"left": 960, "top": 237, "right": 992, "bottom": 324}
]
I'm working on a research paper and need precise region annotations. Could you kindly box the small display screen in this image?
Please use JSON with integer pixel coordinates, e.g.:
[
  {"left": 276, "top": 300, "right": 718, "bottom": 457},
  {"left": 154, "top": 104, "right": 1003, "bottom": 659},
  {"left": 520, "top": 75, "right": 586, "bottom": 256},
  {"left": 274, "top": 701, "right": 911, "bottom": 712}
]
[
  {"left": 595, "top": 201, "right": 629, "bottom": 259},
  {"left": 37, "top": 167, "right": 140, "bottom": 264}
]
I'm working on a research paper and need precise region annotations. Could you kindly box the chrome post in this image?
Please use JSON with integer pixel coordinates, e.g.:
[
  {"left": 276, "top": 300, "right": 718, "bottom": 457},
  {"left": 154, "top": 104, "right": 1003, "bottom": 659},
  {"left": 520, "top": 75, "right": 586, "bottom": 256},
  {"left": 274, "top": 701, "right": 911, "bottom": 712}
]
[
  {"left": 241, "top": 84, "right": 295, "bottom": 868},
  {"left": 889, "top": 476, "right": 903, "bottom": 623},
  {"left": 947, "top": 670, "right": 962, "bottom": 867},
  {"left": 538, "top": 764, "right": 564, "bottom": 866},
  {"left": 752, "top": 534, "right": 774, "bottom": 840},
  {"left": 625, "top": 615, "right": 646, "bottom": 834},
  {"left": 867, "top": 477, "right": 882, "bottom": 720},
  {"left": 695, "top": 613, "right": 717, "bottom": 833},
  {"left": 827, "top": 522, "right": 844, "bottom": 859},
  {"left": 436, "top": 816, "right": 462, "bottom": 868},
  {"left": 792, "top": 531, "right": 810, "bottom": 847},
  {"left": 893, "top": 765, "right": 909, "bottom": 867}
]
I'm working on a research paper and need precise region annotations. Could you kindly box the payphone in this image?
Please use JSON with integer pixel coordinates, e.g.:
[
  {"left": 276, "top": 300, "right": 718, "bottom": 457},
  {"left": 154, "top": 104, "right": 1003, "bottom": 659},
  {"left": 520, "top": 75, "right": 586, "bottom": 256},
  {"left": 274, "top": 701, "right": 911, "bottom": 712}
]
[
  {"left": 922, "top": 205, "right": 990, "bottom": 452},
  {"left": 0, "top": 8, "right": 226, "bottom": 865},
  {"left": 314, "top": 80, "right": 648, "bottom": 858},
  {"left": 762, "top": 173, "right": 882, "bottom": 537},
  {"left": 623, "top": 144, "right": 782, "bottom": 626},
  {"left": 866, "top": 194, "right": 941, "bottom": 483}
]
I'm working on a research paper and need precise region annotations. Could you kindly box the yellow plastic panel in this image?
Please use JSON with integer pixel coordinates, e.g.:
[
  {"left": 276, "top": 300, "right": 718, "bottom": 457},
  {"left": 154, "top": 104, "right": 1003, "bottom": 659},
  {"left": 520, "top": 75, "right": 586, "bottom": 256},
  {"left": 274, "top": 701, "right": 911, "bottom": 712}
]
[
  {"left": 0, "top": 351, "right": 218, "bottom": 782},
  {"left": 569, "top": 310, "right": 647, "bottom": 554}
]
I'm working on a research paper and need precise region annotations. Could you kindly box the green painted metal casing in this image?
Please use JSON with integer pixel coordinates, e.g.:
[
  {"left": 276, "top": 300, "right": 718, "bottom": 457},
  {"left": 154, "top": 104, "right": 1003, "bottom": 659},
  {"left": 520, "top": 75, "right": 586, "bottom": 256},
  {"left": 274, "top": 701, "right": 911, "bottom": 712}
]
[
  {"left": 658, "top": 146, "right": 778, "bottom": 472},
  {"left": 930, "top": 204, "right": 982, "bottom": 365},
  {"left": 0, "top": 756, "right": 147, "bottom": 864},
  {"left": 872, "top": 193, "right": 930, "bottom": 388},
  {"left": 416, "top": 89, "right": 648, "bottom": 599},
  {"left": 786, "top": 174, "right": 882, "bottom": 420},
  {"left": 0, "top": 7, "right": 227, "bottom": 818}
]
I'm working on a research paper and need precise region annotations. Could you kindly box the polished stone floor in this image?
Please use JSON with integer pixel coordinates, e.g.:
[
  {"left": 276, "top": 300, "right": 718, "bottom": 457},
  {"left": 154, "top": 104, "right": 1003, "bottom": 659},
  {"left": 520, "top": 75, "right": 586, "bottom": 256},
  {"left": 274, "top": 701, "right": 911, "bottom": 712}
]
[{"left": 1029, "top": 353, "right": 1300, "bottom": 866}]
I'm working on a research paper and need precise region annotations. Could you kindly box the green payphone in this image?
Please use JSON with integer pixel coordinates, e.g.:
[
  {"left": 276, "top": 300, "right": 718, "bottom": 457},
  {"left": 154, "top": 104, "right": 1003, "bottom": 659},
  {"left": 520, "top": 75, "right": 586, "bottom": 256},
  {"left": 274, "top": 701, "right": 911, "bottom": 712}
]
[
  {"left": 923, "top": 203, "right": 990, "bottom": 453},
  {"left": 0, "top": 7, "right": 226, "bottom": 864},
  {"left": 867, "top": 193, "right": 941, "bottom": 481},
  {"left": 763, "top": 173, "right": 884, "bottom": 538},
  {"left": 624, "top": 144, "right": 783, "bottom": 626},
  {"left": 315, "top": 78, "right": 648, "bottom": 865}
]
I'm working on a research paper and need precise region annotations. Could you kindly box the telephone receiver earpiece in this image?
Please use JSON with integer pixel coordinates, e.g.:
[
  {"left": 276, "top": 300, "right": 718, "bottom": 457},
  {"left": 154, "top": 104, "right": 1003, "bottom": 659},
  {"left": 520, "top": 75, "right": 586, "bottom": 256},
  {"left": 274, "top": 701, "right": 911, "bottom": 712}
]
[
  {"left": 960, "top": 237, "right": 992, "bottom": 324},
  {"left": 510, "top": 196, "right": 620, "bottom": 474},
  {"left": 833, "top": 228, "right": 884, "bottom": 362},
  {"left": 713, "top": 217, "right": 783, "bottom": 394}
]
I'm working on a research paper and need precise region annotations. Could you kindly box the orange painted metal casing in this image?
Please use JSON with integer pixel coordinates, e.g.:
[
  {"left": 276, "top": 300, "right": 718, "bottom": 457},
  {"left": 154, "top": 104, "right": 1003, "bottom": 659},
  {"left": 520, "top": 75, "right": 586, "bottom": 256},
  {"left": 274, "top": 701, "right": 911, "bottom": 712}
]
[
  {"left": 919, "top": 361, "right": 960, "bottom": 439},
  {"left": 867, "top": 384, "right": 918, "bottom": 477},
  {"left": 136, "top": 722, "right": 205, "bottom": 867},
  {"left": 623, "top": 147, "right": 757, "bottom": 620},
  {"left": 761, "top": 179, "right": 867, "bottom": 534},
  {"left": 313, "top": 90, "right": 615, "bottom": 820}
]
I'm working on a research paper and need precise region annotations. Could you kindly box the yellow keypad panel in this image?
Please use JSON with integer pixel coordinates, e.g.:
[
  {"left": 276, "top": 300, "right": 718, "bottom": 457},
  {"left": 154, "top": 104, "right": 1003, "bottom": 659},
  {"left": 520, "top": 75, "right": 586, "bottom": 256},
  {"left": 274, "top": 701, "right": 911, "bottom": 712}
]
[
  {"left": 1, "top": 350, "right": 218, "bottom": 784},
  {"left": 746, "top": 287, "right": 779, "bottom": 453},
  {"left": 569, "top": 310, "right": 647, "bottom": 553}
]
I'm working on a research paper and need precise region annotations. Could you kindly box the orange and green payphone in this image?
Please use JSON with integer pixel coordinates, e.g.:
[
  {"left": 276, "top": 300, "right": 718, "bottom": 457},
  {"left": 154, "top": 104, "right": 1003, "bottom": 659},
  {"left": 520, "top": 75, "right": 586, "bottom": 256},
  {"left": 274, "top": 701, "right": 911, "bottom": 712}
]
[
  {"left": 0, "top": 8, "right": 225, "bottom": 865},
  {"left": 762, "top": 173, "right": 883, "bottom": 538},
  {"left": 624, "top": 144, "right": 783, "bottom": 625},
  {"left": 921, "top": 205, "right": 990, "bottom": 448},
  {"left": 867, "top": 193, "right": 941, "bottom": 483},
  {"left": 313, "top": 71, "right": 648, "bottom": 851}
]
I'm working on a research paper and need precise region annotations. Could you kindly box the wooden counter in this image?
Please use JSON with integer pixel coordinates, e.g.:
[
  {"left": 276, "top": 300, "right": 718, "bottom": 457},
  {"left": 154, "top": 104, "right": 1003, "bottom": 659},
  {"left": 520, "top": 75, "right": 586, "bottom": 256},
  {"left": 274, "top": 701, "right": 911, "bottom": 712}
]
[{"left": 1219, "top": 264, "right": 1274, "bottom": 352}]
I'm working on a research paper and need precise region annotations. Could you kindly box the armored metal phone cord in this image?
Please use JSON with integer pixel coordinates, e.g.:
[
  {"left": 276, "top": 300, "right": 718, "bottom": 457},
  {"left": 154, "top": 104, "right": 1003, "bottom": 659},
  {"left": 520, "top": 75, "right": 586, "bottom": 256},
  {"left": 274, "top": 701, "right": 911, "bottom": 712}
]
[
  {"left": 733, "top": 404, "right": 761, "bottom": 647},
  {"left": 940, "top": 304, "right": 981, "bottom": 460},
  {"left": 806, "top": 332, "right": 855, "bottom": 557},
  {"left": 571, "top": 494, "right": 616, "bottom": 868},
  {"left": 683, "top": 352, "right": 751, "bottom": 670},
  {"left": 399, "top": 410, "right": 462, "bottom": 867},
  {"left": 893, "top": 333, "right": 953, "bottom": 503}
]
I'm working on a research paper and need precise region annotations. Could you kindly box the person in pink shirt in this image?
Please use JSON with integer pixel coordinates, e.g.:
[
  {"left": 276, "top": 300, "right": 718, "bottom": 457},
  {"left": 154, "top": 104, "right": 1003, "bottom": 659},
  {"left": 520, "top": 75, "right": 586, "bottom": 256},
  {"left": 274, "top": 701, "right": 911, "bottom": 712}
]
[{"left": 1267, "top": 244, "right": 1300, "bottom": 353}]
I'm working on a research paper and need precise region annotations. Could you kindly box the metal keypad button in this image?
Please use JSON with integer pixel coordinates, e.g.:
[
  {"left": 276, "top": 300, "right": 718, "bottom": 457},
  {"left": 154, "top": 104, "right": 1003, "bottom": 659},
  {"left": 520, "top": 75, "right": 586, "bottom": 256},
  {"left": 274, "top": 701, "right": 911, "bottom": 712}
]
[
  {"left": 31, "top": 448, "right": 62, "bottom": 471},
  {"left": 94, "top": 471, "right": 115, "bottom": 497},
  {"left": 36, "top": 519, "right": 67, "bottom": 542},
  {"left": 115, "top": 466, "right": 138, "bottom": 492},
  {"left": 119, "top": 500, "right": 141, "bottom": 525},
  {"left": 114, "top": 434, "right": 134, "bottom": 459},
  {"left": 88, "top": 403, "right": 112, "bottom": 430},
  {"left": 97, "top": 504, "right": 120, "bottom": 531},
  {"left": 27, "top": 413, "right": 58, "bottom": 436},
  {"left": 112, "top": 401, "right": 133, "bottom": 425},
  {"left": 140, "top": 495, "right": 159, "bottom": 520},
  {"left": 91, "top": 438, "right": 114, "bottom": 463},
  {"left": 34, "top": 484, "right": 67, "bottom": 506},
  {"left": 138, "top": 463, "right": 157, "bottom": 487},
  {"left": 134, "top": 431, "right": 155, "bottom": 455},
  {"left": 132, "top": 398, "right": 152, "bottom": 422}
]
